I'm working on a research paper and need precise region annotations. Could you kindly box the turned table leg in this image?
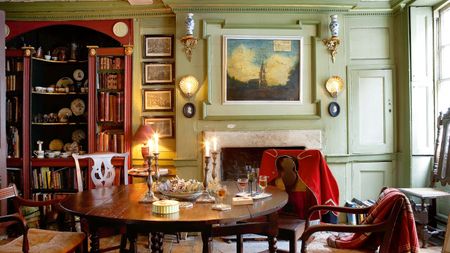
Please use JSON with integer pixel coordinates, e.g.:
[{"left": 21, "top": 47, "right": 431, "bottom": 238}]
[{"left": 151, "top": 232, "right": 164, "bottom": 253}]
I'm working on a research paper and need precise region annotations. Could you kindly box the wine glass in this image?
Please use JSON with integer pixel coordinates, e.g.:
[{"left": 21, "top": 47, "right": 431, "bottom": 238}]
[
  {"left": 216, "top": 185, "right": 228, "bottom": 206},
  {"left": 237, "top": 178, "right": 248, "bottom": 194},
  {"left": 259, "top": 175, "right": 268, "bottom": 194}
]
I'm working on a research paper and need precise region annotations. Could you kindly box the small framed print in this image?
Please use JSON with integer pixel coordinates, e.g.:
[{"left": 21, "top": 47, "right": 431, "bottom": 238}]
[
  {"left": 144, "top": 35, "right": 173, "bottom": 58},
  {"left": 143, "top": 62, "right": 173, "bottom": 84},
  {"left": 142, "top": 88, "right": 174, "bottom": 112},
  {"left": 143, "top": 116, "right": 174, "bottom": 138}
]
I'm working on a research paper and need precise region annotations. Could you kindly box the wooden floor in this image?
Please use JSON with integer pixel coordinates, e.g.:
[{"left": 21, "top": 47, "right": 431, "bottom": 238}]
[{"left": 101, "top": 233, "right": 443, "bottom": 253}]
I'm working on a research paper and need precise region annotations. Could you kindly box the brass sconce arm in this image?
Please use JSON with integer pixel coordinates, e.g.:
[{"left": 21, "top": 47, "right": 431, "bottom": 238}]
[
  {"left": 180, "top": 35, "right": 198, "bottom": 62},
  {"left": 323, "top": 36, "right": 340, "bottom": 63}
]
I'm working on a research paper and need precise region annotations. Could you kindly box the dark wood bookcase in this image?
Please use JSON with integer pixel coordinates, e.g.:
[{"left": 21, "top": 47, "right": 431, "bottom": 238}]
[{"left": 4, "top": 20, "right": 133, "bottom": 198}]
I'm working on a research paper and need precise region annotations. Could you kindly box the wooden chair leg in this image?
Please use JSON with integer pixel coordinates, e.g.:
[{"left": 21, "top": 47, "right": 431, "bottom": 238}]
[
  {"left": 289, "top": 236, "right": 297, "bottom": 253},
  {"left": 236, "top": 234, "right": 243, "bottom": 253},
  {"left": 120, "top": 234, "right": 128, "bottom": 252}
]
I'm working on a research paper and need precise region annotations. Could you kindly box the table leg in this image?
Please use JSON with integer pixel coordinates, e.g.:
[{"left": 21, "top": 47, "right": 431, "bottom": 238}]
[
  {"left": 268, "top": 236, "right": 278, "bottom": 253},
  {"left": 151, "top": 232, "right": 164, "bottom": 253},
  {"left": 201, "top": 232, "right": 213, "bottom": 253},
  {"left": 267, "top": 211, "right": 279, "bottom": 253},
  {"left": 89, "top": 223, "right": 100, "bottom": 253}
]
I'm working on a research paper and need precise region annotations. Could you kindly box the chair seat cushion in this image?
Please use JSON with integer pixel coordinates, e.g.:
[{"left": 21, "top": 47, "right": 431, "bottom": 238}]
[
  {"left": 305, "top": 232, "right": 375, "bottom": 253},
  {"left": 0, "top": 228, "right": 85, "bottom": 253}
]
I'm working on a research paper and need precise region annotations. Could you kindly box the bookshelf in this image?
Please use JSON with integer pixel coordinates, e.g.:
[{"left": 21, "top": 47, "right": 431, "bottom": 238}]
[{"left": 4, "top": 21, "right": 133, "bottom": 198}]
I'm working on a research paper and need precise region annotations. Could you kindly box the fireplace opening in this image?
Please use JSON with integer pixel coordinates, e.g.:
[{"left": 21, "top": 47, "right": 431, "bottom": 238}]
[{"left": 220, "top": 146, "right": 306, "bottom": 181}]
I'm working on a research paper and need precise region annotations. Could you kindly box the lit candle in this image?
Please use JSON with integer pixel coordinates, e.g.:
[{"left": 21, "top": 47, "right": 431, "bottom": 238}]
[
  {"left": 212, "top": 137, "right": 218, "bottom": 152},
  {"left": 147, "top": 138, "right": 154, "bottom": 154},
  {"left": 153, "top": 133, "right": 159, "bottom": 153},
  {"left": 205, "top": 140, "right": 210, "bottom": 157}
]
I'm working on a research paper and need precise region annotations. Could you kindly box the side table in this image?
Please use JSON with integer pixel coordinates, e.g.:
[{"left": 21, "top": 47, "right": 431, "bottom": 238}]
[{"left": 400, "top": 187, "right": 450, "bottom": 248}]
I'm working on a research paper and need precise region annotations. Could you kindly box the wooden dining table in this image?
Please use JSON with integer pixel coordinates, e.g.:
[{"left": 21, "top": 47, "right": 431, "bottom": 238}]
[{"left": 60, "top": 181, "right": 288, "bottom": 253}]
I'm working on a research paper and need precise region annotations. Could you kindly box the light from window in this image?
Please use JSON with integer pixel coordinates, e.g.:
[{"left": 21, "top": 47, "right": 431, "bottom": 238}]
[{"left": 438, "top": 6, "right": 450, "bottom": 113}]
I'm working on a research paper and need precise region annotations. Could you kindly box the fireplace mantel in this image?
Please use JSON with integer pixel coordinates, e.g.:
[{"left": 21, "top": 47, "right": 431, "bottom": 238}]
[{"left": 203, "top": 130, "right": 322, "bottom": 180}]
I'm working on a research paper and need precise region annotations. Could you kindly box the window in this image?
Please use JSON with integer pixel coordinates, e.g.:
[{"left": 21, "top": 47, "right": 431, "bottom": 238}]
[{"left": 437, "top": 5, "right": 450, "bottom": 113}]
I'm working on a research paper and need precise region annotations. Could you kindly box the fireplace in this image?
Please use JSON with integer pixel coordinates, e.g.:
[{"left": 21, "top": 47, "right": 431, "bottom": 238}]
[{"left": 203, "top": 130, "right": 322, "bottom": 180}]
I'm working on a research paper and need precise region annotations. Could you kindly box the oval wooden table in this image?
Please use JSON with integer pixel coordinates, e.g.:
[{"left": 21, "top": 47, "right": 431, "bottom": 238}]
[{"left": 60, "top": 181, "right": 288, "bottom": 253}]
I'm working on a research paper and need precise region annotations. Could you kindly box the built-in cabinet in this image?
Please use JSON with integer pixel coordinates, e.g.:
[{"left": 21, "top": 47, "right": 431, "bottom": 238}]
[{"left": 4, "top": 21, "right": 133, "bottom": 198}]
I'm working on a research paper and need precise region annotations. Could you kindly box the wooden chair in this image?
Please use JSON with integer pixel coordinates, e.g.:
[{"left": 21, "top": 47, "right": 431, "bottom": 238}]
[
  {"left": 72, "top": 152, "right": 129, "bottom": 252},
  {"left": 400, "top": 108, "right": 450, "bottom": 247},
  {"left": 300, "top": 188, "right": 416, "bottom": 253},
  {"left": 0, "top": 184, "right": 85, "bottom": 253}
]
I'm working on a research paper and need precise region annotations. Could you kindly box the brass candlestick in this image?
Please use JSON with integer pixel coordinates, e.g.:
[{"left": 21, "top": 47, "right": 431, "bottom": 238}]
[
  {"left": 153, "top": 152, "right": 160, "bottom": 181},
  {"left": 211, "top": 151, "right": 218, "bottom": 181},
  {"left": 196, "top": 156, "right": 215, "bottom": 203},
  {"left": 139, "top": 154, "right": 159, "bottom": 203}
]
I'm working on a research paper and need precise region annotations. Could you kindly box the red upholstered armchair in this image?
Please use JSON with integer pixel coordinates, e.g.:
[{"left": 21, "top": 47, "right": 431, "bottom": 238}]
[{"left": 300, "top": 188, "right": 419, "bottom": 253}]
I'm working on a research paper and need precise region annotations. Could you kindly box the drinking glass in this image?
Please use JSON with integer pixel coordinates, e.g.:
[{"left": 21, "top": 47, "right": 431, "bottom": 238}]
[
  {"left": 259, "top": 175, "right": 268, "bottom": 194},
  {"left": 237, "top": 178, "right": 248, "bottom": 194},
  {"left": 217, "top": 185, "right": 228, "bottom": 205}
]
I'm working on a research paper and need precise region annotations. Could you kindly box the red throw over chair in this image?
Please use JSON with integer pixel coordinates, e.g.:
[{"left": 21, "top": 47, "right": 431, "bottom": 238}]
[
  {"left": 258, "top": 149, "right": 340, "bottom": 252},
  {"left": 300, "top": 188, "right": 420, "bottom": 253}
]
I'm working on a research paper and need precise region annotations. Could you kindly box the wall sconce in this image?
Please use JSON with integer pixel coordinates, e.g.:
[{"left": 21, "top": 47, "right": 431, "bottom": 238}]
[
  {"left": 325, "top": 76, "right": 344, "bottom": 117},
  {"left": 179, "top": 75, "right": 199, "bottom": 118},
  {"left": 323, "top": 15, "right": 340, "bottom": 63},
  {"left": 180, "top": 13, "right": 198, "bottom": 62}
]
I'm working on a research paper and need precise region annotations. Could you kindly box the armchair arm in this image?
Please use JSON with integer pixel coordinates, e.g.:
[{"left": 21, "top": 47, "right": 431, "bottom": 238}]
[
  {"left": 0, "top": 213, "right": 28, "bottom": 233},
  {"left": 14, "top": 196, "right": 64, "bottom": 208},
  {"left": 300, "top": 220, "right": 391, "bottom": 252}
]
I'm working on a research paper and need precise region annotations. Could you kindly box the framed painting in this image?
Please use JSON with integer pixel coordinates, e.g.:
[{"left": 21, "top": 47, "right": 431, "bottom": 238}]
[
  {"left": 143, "top": 116, "right": 174, "bottom": 138},
  {"left": 223, "top": 35, "right": 303, "bottom": 104},
  {"left": 142, "top": 88, "right": 174, "bottom": 112},
  {"left": 143, "top": 35, "right": 173, "bottom": 58},
  {"left": 143, "top": 62, "right": 173, "bottom": 84}
]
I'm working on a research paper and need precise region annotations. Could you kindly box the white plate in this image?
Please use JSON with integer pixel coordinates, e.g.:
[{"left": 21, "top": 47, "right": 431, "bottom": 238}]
[
  {"left": 160, "top": 190, "right": 202, "bottom": 200},
  {"left": 56, "top": 77, "right": 74, "bottom": 87},
  {"left": 73, "top": 69, "right": 84, "bottom": 81},
  {"left": 71, "top": 98, "right": 85, "bottom": 116},
  {"left": 236, "top": 192, "right": 272, "bottom": 200}
]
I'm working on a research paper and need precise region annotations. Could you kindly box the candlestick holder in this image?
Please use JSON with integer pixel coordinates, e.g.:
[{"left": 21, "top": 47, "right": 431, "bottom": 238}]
[
  {"left": 139, "top": 155, "right": 159, "bottom": 203},
  {"left": 196, "top": 156, "right": 215, "bottom": 203},
  {"left": 153, "top": 152, "right": 160, "bottom": 181},
  {"left": 211, "top": 151, "right": 218, "bottom": 181}
]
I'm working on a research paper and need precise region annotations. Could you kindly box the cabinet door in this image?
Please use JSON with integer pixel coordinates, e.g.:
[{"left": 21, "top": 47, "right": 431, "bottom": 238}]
[
  {"left": 349, "top": 69, "right": 394, "bottom": 154},
  {"left": 352, "top": 161, "right": 393, "bottom": 200}
]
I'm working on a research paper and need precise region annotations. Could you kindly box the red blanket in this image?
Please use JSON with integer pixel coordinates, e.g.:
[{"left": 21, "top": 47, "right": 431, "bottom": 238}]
[
  {"left": 327, "top": 188, "right": 419, "bottom": 253},
  {"left": 259, "top": 149, "right": 339, "bottom": 219}
]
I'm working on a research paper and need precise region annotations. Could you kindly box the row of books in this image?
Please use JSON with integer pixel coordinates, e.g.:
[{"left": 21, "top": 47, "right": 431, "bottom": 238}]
[
  {"left": 6, "top": 58, "right": 23, "bottom": 73},
  {"left": 6, "top": 75, "right": 21, "bottom": 91},
  {"left": 6, "top": 96, "right": 20, "bottom": 123},
  {"left": 344, "top": 198, "right": 376, "bottom": 225},
  {"left": 7, "top": 126, "right": 20, "bottom": 158},
  {"left": 32, "top": 167, "right": 78, "bottom": 190},
  {"left": 97, "top": 130, "right": 125, "bottom": 153},
  {"left": 98, "top": 56, "right": 123, "bottom": 70},
  {"left": 98, "top": 91, "right": 124, "bottom": 122},
  {"left": 98, "top": 73, "right": 124, "bottom": 90}
]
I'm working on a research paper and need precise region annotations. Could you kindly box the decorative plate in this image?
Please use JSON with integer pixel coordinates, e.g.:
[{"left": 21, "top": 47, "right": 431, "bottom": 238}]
[
  {"left": 49, "top": 139, "right": 64, "bottom": 151},
  {"left": 73, "top": 69, "right": 84, "bottom": 81},
  {"left": 70, "top": 98, "right": 85, "bottom": 116},
  {"left": 56, "top": 77, "right": 74, "bottom": 87},
  {"left": 58, "top": 107, "right": 72, "bottom": 122},
  {"left": 112, "top": 21, "right": 129, "bottom": 38},
  {"left": 72, "top": 129, "right": 86, "bottom": 143},
  {"left": 160, "top": 190, "right": 202, "bottom": 200}
]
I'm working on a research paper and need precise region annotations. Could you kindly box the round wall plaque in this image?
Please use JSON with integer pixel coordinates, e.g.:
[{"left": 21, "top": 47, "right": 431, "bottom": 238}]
[
  {"left": 328, "top": 102, "right": 340, "bottom": 117},
  {"left": 112, "top": 22, "right": 128, "bottom": 38},
  {"left": 182, "top": 102, "right": 195, "bottom": 118}
]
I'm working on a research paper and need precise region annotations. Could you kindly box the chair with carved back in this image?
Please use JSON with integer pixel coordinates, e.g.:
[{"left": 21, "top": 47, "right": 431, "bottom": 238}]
[
  {"left": 400, "top": 108, "right": 450, "bottom": 247},
  {"left": 72, "top": 152, "right": 129, "bottom": 252},
  {"left": 0, "top": 184, "right": 85, "bottom": 253},
  {"left": 300, "top": 187, "right": 419, "bottom": 253}
]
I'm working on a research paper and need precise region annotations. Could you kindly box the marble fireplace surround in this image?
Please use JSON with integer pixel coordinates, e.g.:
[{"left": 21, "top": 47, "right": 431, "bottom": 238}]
[{"left": 203, "top": 130, "right": 322, "bottom": 180}]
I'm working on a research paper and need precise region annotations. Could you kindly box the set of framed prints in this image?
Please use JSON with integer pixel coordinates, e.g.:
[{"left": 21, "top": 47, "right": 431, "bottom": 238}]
[{"left": 142, "top": 34, "right": 175, "bottom": 138}]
